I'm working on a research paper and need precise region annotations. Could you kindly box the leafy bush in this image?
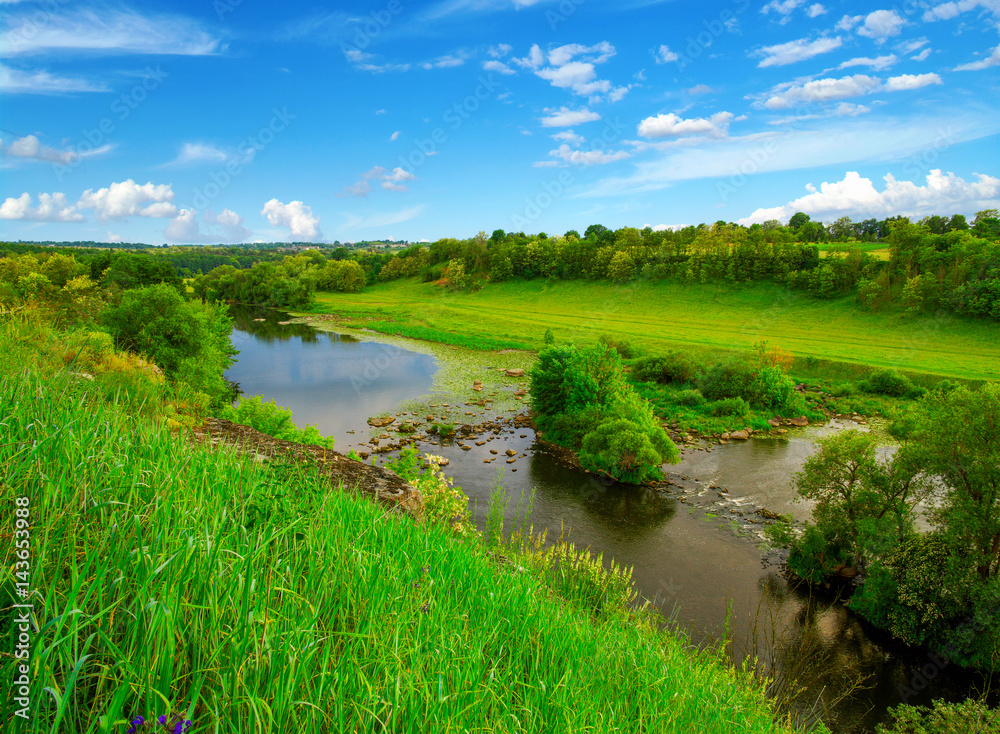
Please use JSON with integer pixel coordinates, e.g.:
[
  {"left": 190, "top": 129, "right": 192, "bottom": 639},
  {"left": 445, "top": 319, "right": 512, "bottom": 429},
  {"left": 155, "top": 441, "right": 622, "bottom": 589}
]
[
  {"left": 700, "top": 357, "right": 797, "bottom": 411},
  {"left": 598, "top": 334, "right": 636, "bottom": 358},
  {"left": 218, "top": 395, "right": 335, "bottom": 450},
  {"left": 876, "top": 698, "right": 1000, "bottom": 733},
  {"left": 579, "top": 417, "right": 678, "bottom": 485},
  {"left": 631, "top": 352, "right": 700, "bottom": 385},
  {"left": 674, "top": 388, "right": 706, "bottom": 407},
  {"left": 786, "top": 524, "right": 851, "bottom": 584},
  {"left": 861, "top": 368, "right": 922, "bottom": 398},
  {"left": 710, "top": 397, "right": 751, "bottom": 417},
  {"left": 386, "top": 448, "right": 472, "bottom": 534}
]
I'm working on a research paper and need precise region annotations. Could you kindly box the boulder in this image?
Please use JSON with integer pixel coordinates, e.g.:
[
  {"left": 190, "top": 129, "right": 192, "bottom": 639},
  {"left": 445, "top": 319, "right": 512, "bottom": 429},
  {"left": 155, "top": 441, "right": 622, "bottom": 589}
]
[
  {"left": 368, "top": 415, "right": 396, "bottom": 428},
  {"left": 729, "top": 430, "right": 749, "bottom": 440},
  {"left": 767, "top": 418, "right": 781, "bottom": 428},
  {"left": 790, "top": 416, "right": 809, "bottom": 427},
  {"left": 505, "top": 368, "right": 525, "bottom": 377}
]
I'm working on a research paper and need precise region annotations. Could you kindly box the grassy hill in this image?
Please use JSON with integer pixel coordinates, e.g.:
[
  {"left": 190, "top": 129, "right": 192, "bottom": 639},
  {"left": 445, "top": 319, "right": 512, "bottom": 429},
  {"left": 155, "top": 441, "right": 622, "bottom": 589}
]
[
  {"left": 311, "top": 279, "right": 999, "bottom": 382},
  {"left": 0, "top": 322, "right": 811, "bottom": 733}
]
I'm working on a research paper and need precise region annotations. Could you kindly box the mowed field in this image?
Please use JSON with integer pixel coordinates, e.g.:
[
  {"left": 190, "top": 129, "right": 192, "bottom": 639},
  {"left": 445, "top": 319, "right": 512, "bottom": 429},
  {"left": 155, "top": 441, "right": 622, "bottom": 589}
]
[{"left": 313, "top": 279, "right": 1000, "bottom": 381}]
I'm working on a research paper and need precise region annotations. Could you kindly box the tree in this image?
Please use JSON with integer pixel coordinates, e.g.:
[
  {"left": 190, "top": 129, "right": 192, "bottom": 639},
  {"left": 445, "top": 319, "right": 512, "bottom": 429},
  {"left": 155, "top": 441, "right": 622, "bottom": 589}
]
[
  {"left": 788, "top": 212, "right": 811, "bottom": 230},
  {"left": 911, "top": 384, "right": 1000, "bottom": 581}
]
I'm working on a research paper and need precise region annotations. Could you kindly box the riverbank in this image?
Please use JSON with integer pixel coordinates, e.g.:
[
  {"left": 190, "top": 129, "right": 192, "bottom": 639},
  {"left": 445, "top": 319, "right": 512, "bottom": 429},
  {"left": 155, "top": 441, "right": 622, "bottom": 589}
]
[{"left": 1, "top": 351, "right": 817, "bottom": 734}]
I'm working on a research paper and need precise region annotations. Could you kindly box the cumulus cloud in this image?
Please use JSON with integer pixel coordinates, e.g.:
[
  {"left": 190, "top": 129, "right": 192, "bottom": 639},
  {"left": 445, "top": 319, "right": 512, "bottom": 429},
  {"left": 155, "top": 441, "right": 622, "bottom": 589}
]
[
  {"left": 381, "top": 167, "right": 415, "bottom": 192},
  {"left": 164, "top": 208, "right": 201, "bottom": 241},
  {"left": 261, "top": 198, "right": 323, "bottom": 240},
  {"left": 760, "top": 74, "right": 881, "bottom": 109},
  {"left": 688, "top": 84, "right": 714, "bottom": 95},
  {"left": 483, "top": 59, "right": 515, "bottom": 74},
  {"left": 206, "top": 209, "right": 251, "bottom": 242},
  {"left": 546, "top": 144, "right": 630, "bottom": 166},
  {"left": 754, "top": 36, "right": 843, "bottom": 67},
  {"left": 539, "top": 106, "right": 601, "bottom": 127},
  {"left": 838, "top": 54, "right": 897, "bottom": 71},
  {"left": 1, "top": 133, "right": 113, "bottom": 165},
  {"left": 0, "top": 192, "right": 83, "bottom": 221},
  {"left": 955, "top": 44, "right": 1000, "bottom": 71},
  {"left": 488, "top": 44, "right": 513, "bottom": 58},
  {"left": 856, "top": 10, "right": 906, "bottom": 43},
  {"left": 836, "top": 14, "right": 863, "bottom": 31},
  {"left": 654, "top": 45, "right": 678, "bottom": 64},
  {"left": 923, "top": 0, "right": 1000, "bottom": 22},
  {"left": 165, "top": 208, "right": 251, "bottom": 243},
  {"left": 637, "top": 111, "right": 735, "bottom": 138},
  {"left": 884, "top": 72, "right": 942, "bottom": 91},
  {"left": 551, "top": 129, "right": 585, "bottom": 146},
  {"left": 77, "top": 180, "right": 177, "bottom": 219},
  {"left": 513, "top": 41, "right": 624, "bottom": 101},
  {"left": 806, "top": 4, "right": 827, "bottom": 17},
  {"left": 739, "top": 170, "right": 1000, "bottom": 224}
]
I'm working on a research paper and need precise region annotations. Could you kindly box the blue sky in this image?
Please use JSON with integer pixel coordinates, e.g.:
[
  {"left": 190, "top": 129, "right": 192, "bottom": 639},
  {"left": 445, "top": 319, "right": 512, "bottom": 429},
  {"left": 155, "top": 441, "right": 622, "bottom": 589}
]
[{"left": 1, "top": 0, "right": 998, "bottom": 244}]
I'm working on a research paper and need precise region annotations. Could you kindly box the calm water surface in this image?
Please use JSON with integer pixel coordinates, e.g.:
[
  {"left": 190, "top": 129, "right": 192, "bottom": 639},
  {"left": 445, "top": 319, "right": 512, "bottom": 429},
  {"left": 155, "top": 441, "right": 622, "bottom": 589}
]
[{"left": 225, "top": 306, "right": 995, "bottom": 733}]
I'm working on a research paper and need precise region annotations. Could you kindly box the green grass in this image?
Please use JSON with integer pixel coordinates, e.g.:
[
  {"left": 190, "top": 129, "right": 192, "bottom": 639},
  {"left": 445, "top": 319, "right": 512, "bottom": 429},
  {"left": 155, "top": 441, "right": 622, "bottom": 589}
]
[
  {"left": 313, "top": 278, "right": 1000, "bottom": 382},
  {"left": 1, "top": 342, "right": 810, "bottom": 733}
]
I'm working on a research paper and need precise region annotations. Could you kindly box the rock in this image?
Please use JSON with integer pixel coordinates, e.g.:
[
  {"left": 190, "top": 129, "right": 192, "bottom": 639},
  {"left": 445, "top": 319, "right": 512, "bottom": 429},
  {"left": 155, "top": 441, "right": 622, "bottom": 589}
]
[
  {"left": 756, "top": 508, "right": 781, "bottom": 520},
  {"left": 490, "top": 449, "right": 498, "bottom": 455},
  {"left": 461, "top": 445, "right": 472, "bottom": 451},
  {"left": 790, "top": 416, "right": 809, "bottom": 427},
  {"left": 506, "top": 458, "right": 516, "bottom": 464},
  {"left": 368, "top": 415, "right": 396, "bottom": 428},
  {"left": 505, "top": 368, "right": 525, "bottom": 377},
  {"left": 438, "top": 458, "right": 450, "bottom": 467},
  {"left": 773, "top": 428, "right": 788, "bottom": 435},
  {"left": 767, "top": 418, "right": 781, "bottom": 428},
  {"left": 795, "top": 383, "right": 806, "bottom": 392},
  {"left": 721, "top": 432, "right": 730, "bottom": 440},
  {"left": 505, "top": 449, "right": 517, "bottom": 456},
  {"left": 729, "top": 430, "right": 749, "bottom": 440},
  {"left": 473, "top": 380, "right": 483, "bottom": 389},
  {"left": 475, "top": 440, "right": 486, "bottom": 446}
]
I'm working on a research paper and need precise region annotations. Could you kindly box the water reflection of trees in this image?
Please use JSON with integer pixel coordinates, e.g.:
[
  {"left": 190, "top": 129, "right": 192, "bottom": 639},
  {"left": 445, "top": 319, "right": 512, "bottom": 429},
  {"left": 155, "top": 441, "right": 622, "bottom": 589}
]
[
  {"left": 528, "top": 453, "right": 676, "bottom": 536},
  {"left": 228, "top": 304, "right": 359, "bottom": 345}
]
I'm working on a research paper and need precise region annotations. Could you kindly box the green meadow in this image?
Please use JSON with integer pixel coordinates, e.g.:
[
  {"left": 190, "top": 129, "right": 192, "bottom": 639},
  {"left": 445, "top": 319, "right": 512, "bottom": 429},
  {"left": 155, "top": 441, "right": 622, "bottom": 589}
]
[{"left": 312, "top": 278, "right": 999, "bottom": 382}]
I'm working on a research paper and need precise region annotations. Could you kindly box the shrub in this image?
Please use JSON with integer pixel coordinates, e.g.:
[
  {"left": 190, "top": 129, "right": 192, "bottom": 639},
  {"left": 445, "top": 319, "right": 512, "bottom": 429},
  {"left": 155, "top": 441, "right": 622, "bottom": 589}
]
[
  {"left": 710, "top": 397, "right": 751, "bottom": 417},
  {"left": 674, "top": 389, "right": 706, "bottom": 407},
  {"left": 598, "top": 334, "right": 636, "bottom": 358},
  {"left": 861, "top": 368, "right": 915, "bottom": 397},
  {"left": 700, "top": 359, "right": 756, "bottom": 402},
  {"left": 631, "top": 352, "right": 700, "bottom": 385},
  {"left": 876, "top": 698, "right": 1000, "bottom": 734},
  {"left": 218, "top": 395, "right": 335, "bottom": 450},
  {"left": 579, "top": 417, "right": 677, "bottom": 485}
]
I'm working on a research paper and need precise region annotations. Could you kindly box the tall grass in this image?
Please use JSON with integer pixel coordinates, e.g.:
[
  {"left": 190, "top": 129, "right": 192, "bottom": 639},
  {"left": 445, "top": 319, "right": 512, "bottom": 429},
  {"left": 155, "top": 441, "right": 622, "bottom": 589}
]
[{"left": 1, "top": 365, "right": 810, "bottom": 732}]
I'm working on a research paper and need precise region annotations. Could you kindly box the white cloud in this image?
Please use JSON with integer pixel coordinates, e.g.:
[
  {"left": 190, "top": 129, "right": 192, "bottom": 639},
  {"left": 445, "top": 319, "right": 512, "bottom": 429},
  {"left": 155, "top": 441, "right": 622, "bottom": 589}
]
[
  {"left": 923, "top": 0, "right": 1000, "bottom": 22},
  {"left": 488, "top": 43, "right": 512, "bottom": 58},
  {"left": 912, "top": 48, "right": 932, "bottom": 61},
  {"left": 0, "top": 192, "right": 83, "bottom": 221},
  {"left": 767, "top": 101, "right": 871, "bottom": 125},
  {"left": 483, "top": 59, "right": 515, "bottom": 74},
  {"left": 375, "top": 108, "right": 387, "bottom": 115},
  {"left": 1, "top": 134, "right": 112, "bottom": 165},
  {"left": 164, "top": 142, "right": 230, "bottom": 167},
  {"left": 738, "top": 170, "right": 1000, "bottom": 224},
  {"left": 514, "top": 42, "right": 621, "bottom": 101},
  {"left": 655, "top": 45, "right": 678, "bottom": 64},
  {"left": 761, "top": 74, "right": 881, "bottom": 110},
  {"left": 761, "top": 0, "right": 804, "bottom": 20},
  {"left": 856, "top": 10, "right": 906, "bottom": 43},
  {"left": 836, "top": 14, "right": 863, "bottom": 31},
  {"left": 955, "top": 44, "right": 1000, "bottom": 71},
  {"left": 1, "top": 8, "right": 222, "bottom": 57},
  {"left": 547, "top": 144, "right": 630, "bottom": 165},
  {"left": 551, "top": 130, "right": 585, "bottom": 146},
  {"left": 206, "top": 209, "right": 251, "bottom": 242},
  {"left": 165, "top": 209, "right": 201, "bottom": 241},
  {"left": 343, "top": 47, "right": 410, "bottom": 73},
  {"left": 897, "top": 38, "right": 929, "bottom": 54},
  {"left": 77, "top": 180, "right": 177, "bottom": 219},
  {"left": 838, "top": 54, "right": 897, "bottom": 71},
  {"left": 390, "top": 131, "right": 401, "bottom": 141},
  {"left": 688, "top": 84, "right": 714, "bottom": 95},
  {"left": 420, "top": 54, "right": 467, "bottom": 70},
  {"left": 261, "top": 199, "right": 323, "bottom": 240},
  {"left": 884, "top": 72, "right": 942, "bottom": 91},
  {"left": 637, "top": 111, "right": 735, "bottom": 138},
  {"left": 539, "top": 106, "right": 601, "bottom": 127},
  {"left": 107, "top": 231, "right": 123, "bottom": 243},
  {"left": 806, "top": 4, "right": 827, "bottom": 17},
  {"left": 754, "top": 36, "right": 843, "bottom": 67},
  {"left": 381, "top": 167, "right": 416, "bottom": 192},
  {"left": 0, "top": 64, "right": 107, "bottom": 94}
]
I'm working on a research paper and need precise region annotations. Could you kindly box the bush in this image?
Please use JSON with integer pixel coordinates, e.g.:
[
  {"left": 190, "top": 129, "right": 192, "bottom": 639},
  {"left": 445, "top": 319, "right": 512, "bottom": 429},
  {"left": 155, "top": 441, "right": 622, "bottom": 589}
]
[
  {"left": 700, "top": 358, "right": 797, "bottom": 410},
  {"left": 876, "top": 698, "right": 1000, "bottom": 733},
  {"left": 579, "top": 417, "right": 677, "bottom": 485},
  {"left": 861, "top": 368, "right": 917, "bottom": 397},
  {"left": 218, "top": 395, "right": 335, "bottom": 449},
  {"left": 598, "top": 334, "right": 636, "bottom": 358},
  {"left": 710, "top": 397, "right": 751, "bottom": 417},
  {"left": 631, "top": 352, "right": 700, "bottom": 385},
  {"left": 674, "top": 389, "right": 706, "bottom": 407}
]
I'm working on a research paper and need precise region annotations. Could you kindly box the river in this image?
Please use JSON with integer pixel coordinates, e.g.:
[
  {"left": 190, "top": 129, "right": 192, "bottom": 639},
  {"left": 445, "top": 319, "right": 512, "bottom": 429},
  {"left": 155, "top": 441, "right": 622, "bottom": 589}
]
[{"left": 225, "top": 304, "right": 995, "bottom": 733}]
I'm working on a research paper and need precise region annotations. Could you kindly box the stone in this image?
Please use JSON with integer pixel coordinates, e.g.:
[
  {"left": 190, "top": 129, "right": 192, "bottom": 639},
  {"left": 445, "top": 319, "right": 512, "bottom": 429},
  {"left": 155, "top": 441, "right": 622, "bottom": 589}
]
[
  {"left": 506, "top": 458, "right": 516, "bottom": 464},
  {"left": 505, "top": 449, "right": 517, "bottom": 456},
  {"left": 729, "top": 430, "right": 749, "bottom": 440},
  {"left": 767, "top": 418, "right": 781, "bottom": 428},
  {"left": 461, "top": 445, "right": 472, "bottom": 451},
  {"left": 790, "top": 416, "right": 809, "bottom": 427},
  {"left": 505, "top": 368, "right": 525, "bottom": 377},
  {"left": 490, "top": 449, "right": 498, "bottom": 455},
  {"left": 368, "top": 415, "right": 396, "bottom": 428}
]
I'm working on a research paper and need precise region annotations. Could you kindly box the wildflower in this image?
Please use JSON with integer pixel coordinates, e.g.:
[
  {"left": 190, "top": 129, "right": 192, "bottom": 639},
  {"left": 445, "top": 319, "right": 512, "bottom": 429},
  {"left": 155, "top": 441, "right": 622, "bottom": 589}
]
[
  {"left": 126, "top": 716, "right": 145, "bottom": 734},
  {"left": 420, "top": 601, "right": 431, "bottom": 614}
]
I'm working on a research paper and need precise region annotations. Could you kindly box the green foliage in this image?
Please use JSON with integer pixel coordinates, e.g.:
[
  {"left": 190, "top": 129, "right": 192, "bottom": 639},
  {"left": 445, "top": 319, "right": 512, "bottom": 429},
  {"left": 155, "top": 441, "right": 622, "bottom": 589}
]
[
  {"left": 700, "top": 359, "right": 797, "bottom": 411},
  {"left": 385, "top": 448, "right": 472, "bottom": 534},
  {"left": 876, "top": 698, "right": 1000, "bottom": 734},
  {"left": 861, "top": 368, "right": 923, "bottom": 398},
  {"left": 631, "top": 352, "right": 700, "bottom": 385},
  {"left": 711, "top": 397, "right": 751, "bottom": 417},
  {"left": 598, "top": 333, "right": 636, "bottom": 358},
  {"left": 543, "top": 327, "right": 555, "bottom": 345},
  {"left": 102, "top": 284, "right": 237, "bottom": 407},
  {"left": 531, "top": 344, "right": 679, "bottom": 483},
  {"left": 218, "top": 395, "right": 335, "bottom": 449},
  {"left": 675, "top": 388, "right": 707, "bottom": 407}
]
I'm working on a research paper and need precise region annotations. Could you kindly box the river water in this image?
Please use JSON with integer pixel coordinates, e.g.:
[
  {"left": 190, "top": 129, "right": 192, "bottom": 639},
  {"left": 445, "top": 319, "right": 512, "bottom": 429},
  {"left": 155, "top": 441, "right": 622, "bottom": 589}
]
[{"left": 225, "top": 305, "right": 995, "bottom": 733}]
